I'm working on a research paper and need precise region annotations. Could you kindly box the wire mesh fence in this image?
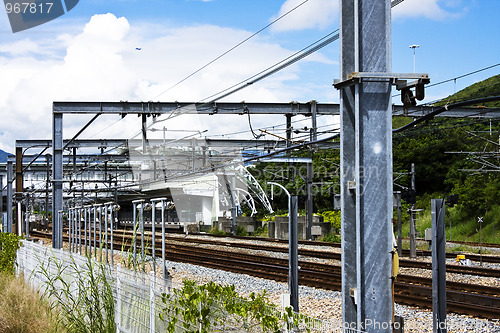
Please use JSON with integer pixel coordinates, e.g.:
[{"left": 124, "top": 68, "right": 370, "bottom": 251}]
[{"left": 16, "top": 240, "right": 362, "bottom": 333}]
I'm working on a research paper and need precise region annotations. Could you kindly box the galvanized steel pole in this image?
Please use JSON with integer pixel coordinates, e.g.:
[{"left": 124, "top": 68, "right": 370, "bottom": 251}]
[
  {"left": 0, "top": 175, "right": 3, "bottom": 231},
  {"left": 289, "top": 196, "right": 299, "bottom": 312},
  {"left": 338, "top": 0, "right": 393, "bottom": 330},
  {"left": 52, "top": 111, "right": 63, "bottom": 248},
  {"left": 431, "top": 199, "right": 446, "bottom": 333},
  {"left": 6, "top": 158, "right": 13, "bottom": 233}
]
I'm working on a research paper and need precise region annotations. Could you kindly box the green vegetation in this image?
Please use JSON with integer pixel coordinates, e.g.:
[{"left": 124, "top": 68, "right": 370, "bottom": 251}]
[
  {"left": 247, "top": 74, "right": 500, "bottom": 244},
  {"left": 319, "top": 231, "right": 341, "bottom": 243},
  {"left": 160, "top": 279, "right": 310, "bottom": 333},
  {"left": 236, "top": 225, "right": 248, "bottom": 236},
  {"left": 436, "top": 74, "right": 500, "bottom": 108},
  {"left": 37, "top": 255, "right": 115, "bottom": 333},
  {"left": 252, "top": 223, "right": 269, "bottom": 237},
  {"left": 0, "top": 233, "right": 23, "bottom": 274},
  {"left": 208, "top": 226, "right": 228, "bottom": 235},
  {"left": 317, "top": 210, "right": 341, "bottom": 233}
]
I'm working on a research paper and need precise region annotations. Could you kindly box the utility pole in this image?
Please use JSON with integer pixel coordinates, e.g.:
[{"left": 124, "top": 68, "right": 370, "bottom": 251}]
[
  {"left": 410, "top": 163, "right": 417, "bottom": 258},
  {"left": 15, "top": 146, "right": 23, "bottom": 236},
  {"left": 0, "top": 175, "right": 3, "bottom": 232},
  {"left": 268, "top": 182, "right": 298, "bottom": 312},
  {"left": 395, "top": 192, "right": 402, "bottom": 257},
  {"left": 336, "top": 0, "right": 394, "bottom": 330},
  {"left": 431, "top": 199, "right": 446, "bottom": 333},
  {"left": 306, "top": 101, "right": 317, "bottom": 241},
  {"left": 45, "top": 154, "right": 50, "bottom": 223},
  {"left": 410, "top": 44, "right": 419, "bottom": 73}
]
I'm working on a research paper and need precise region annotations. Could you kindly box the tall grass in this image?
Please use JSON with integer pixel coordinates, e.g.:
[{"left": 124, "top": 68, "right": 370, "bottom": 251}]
[
  {"left": 396, "top": 203, "right": 500, "bottom": 244},
  {"left": 37, "top": 254, "right": 115, "bottom": 333},
  {"left": 0, "top": 272, "right": 62, "bottom": 333}
]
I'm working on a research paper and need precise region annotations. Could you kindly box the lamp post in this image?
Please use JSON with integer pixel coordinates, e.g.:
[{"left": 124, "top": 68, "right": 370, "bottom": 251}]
[
  {"left": 268, "top": 182, "right": 298, "bottom": 312},
  {"left": 409, "top": 44, "right": 420, "bottom": 73}
]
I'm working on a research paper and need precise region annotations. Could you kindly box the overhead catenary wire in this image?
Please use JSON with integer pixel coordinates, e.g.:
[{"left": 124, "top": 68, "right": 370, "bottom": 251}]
[
  {"left": 201, "top": 0, "right": 404, "bottom": 103},
  {"left": 132, "top": 0, "right": 407, "bottom": 140},
  {"left": 392, "top": 62, "right": 500, "bottom": 100},
  {"left": 200, "top": 30, "right": 340, "bottom": 103},
  {"left": 60, "top": 0, "right": 407, "bottom": 186},
  {"left": 150, "top": 0, "right": 310, "bottom": 101}
]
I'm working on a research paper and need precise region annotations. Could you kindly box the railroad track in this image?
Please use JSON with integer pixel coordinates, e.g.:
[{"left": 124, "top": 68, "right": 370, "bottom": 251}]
[
  {"left": 30, "top": 230, "right": 500, "bottom": 319},
  {"left": 193, "top": 232, "right": 500, "bottom": 264},
  {"left": 98, "top": 228, "right": 500, "bottom": 278}
]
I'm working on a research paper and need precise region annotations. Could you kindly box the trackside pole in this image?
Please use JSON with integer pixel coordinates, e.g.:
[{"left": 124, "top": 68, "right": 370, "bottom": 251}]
[
  {"left": 337, "top": 0, "right": 393, "bottom": 331},
  {"left": 431, "top": 199, "right": 447, "bottom": 333}
]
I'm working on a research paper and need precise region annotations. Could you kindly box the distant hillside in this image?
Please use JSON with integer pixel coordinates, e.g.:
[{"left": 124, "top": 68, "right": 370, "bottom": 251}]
[
  {"left": 436, "top": 74, "right": 500, "bottom": 108},
  {"left": 0, "top": 149, "right": 13, "bottom": 163}
]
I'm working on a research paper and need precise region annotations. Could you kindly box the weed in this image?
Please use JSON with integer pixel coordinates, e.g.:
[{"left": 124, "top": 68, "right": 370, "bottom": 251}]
[
  {"left": 252, "top": 223, "right": 269, "bottom": 237},
  {"left": 0, "top": 272, "right": 62, "bottom": 333},
  {"left": 160, "top": 279, "right": 305, "bottom": 332},
  {"left": 320, "top": 232, "right": 341, "bottom": 243},
  {"left": 36, "top": 253, "right": 115, "bottom": 333},
  {"left": 208, "top": 226, "right": 228, "bottom": 235},
  {"left": 236, "top": 225, "right": 248, "bottom": 236}
]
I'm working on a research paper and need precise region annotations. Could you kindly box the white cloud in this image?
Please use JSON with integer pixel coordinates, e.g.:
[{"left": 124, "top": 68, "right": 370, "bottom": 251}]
[
  {"left": 271, "top": 0, "right": 339, "bottom": 32},
  {"left": 392, "top": 0, "right": 466, "bottom": 20},
  {"left": 0, "top": 13, "right": 336, "bottom": 152},
  {"left": 269, "top": 0, "right": 467, "bottom": 32}
]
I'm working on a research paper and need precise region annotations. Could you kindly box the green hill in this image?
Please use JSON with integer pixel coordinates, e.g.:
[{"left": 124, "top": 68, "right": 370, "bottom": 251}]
[{"left": 436, "top": 74, "right": 500, "bottom": 107}]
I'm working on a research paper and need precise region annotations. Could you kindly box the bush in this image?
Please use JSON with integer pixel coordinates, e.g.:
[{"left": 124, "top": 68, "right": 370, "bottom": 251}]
[
  {"left": 208, "top": 227, "right": 228, "bottom": 235},
  {"left": 160, "top": 280, "right": 293, "bottom": 332},
  {"left": 317, "top": 210, "right": 341, "bottom": 232},
  {"left": 235, "top": 225, "right": 248, "bottom": 236},
  {"left": 252, "top": 223, "right": 269, "bottom": 237},
  {"left": 0, "top": 233, "right": 23, "bottom": 274},
  {"left": 320, "top": 232, "right": 341, "bottom": 243}
]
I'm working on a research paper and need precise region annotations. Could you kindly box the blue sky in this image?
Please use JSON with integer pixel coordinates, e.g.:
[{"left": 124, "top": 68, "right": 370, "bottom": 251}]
[{"left": 0, "top": 0, "right": 499, "bottom": 152}]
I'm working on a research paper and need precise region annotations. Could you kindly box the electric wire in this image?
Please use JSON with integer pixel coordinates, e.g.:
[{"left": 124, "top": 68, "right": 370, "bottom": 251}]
[
  {"left": 392, "top": 62, "right": 500, "bottom": 100},
  {"left": 150, "top": 0, "right": 310, "bottom": 101},
  {"left": 135, "top": 0, "right": 407, "bottom": 140},
  {"left": 200, "top": 30, "right": 339, "bottom": 102},
  {"left": 201, "top": 0, "right": 404, "bottom": 103}
]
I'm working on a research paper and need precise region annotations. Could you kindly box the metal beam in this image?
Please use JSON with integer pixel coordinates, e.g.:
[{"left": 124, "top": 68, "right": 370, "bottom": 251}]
[
  {"left": 339, "top": 0, "right": 393, "bottom": 331},
  {"left": 6, "top": 158, "right": 13, "bottom": 233},
  {"left": 393, "top": 105, "right": 500, "bottom": 118},
  {"left": 50, "top": 101, "right": 500, "bottom": 118},
  {"left": 21, "top": 154, "right": 130, "bottom": 163},
  {"left": 52, "top": 113, "right": 63, "bottom": 248},
  {"left": 53, "top": 101, "right": 339, "bottom": 115},
  {"left": 16, "top": 139, "right": 128, "bottom": 149},
  {"left": 0, "top": 175, "right": 3, "bottom": 231}
]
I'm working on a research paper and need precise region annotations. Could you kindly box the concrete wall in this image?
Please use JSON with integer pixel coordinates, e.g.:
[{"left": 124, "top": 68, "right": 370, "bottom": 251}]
[
  {"left": 268, "top": 215, "right": 330, "bottom": 240},
  {"left": 216, "top": 216, "right": 261, "bottom": 234}
]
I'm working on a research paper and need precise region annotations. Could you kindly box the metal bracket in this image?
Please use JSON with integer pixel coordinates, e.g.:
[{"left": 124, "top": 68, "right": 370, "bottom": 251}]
[
  {"left": 347, "top": 180, "right": 356, "bottom": 192},
  {"left": 333, "top": 72, "right": 429, "bottom": 90},
  {"left": 334, "top": 72, "right": 430, "bottom": 114}
]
